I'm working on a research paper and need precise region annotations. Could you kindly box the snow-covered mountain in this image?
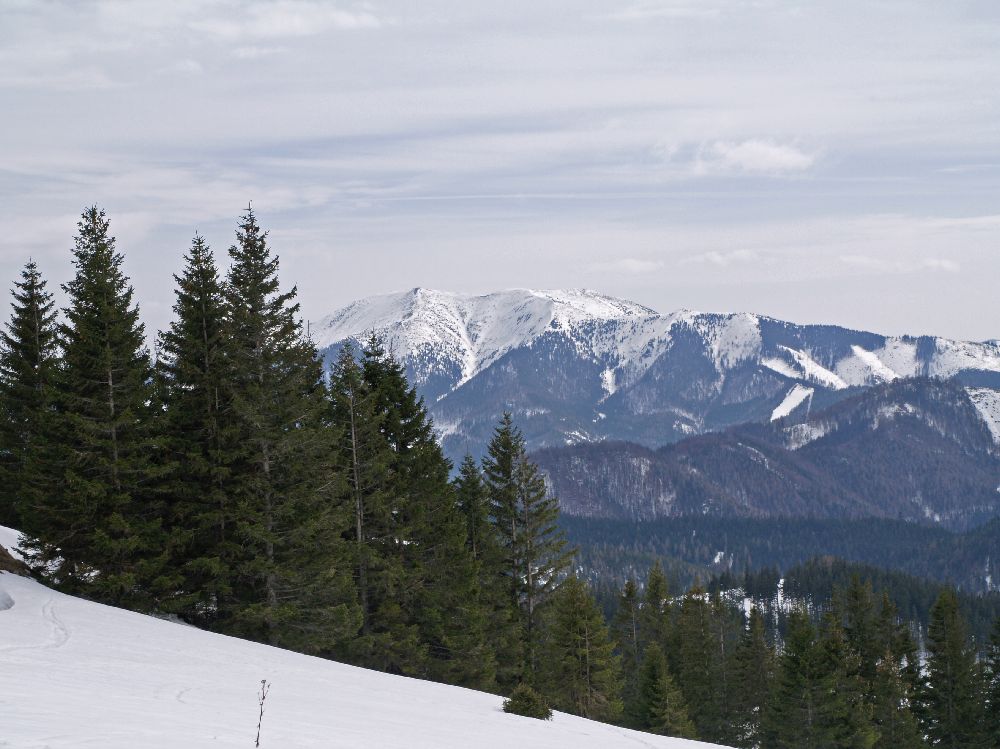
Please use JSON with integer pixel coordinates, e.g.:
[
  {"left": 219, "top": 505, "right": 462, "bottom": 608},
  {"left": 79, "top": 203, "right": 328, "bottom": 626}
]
[
  {"left": 312, "top": 288, "right": 1000, "bottom": 461},
  {"left": 0, "top": 527, "right": 721, "bottom": 749}
]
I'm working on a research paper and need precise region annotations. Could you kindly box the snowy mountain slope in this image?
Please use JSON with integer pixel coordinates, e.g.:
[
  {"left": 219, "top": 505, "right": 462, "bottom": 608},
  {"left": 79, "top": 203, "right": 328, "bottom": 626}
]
[
  {"left": 968, "top": 387, "right": 1000, "bottom": 444},
  {"left": 0, "top": 529, "right": 721, "bottom": 749},
  {"left": 313, "top": 288, "right": 1000, "bottom": 460}
]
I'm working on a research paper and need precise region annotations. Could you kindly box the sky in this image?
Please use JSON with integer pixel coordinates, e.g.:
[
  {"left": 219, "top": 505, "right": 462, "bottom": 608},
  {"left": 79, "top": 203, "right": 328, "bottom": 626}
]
[{"left": 1, "top": 0, "right": 998, "bottom": 341}]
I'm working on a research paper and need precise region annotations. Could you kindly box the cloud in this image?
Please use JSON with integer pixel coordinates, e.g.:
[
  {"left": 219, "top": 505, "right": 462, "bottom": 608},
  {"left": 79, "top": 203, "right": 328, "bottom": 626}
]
[
  {"left": 839, "top": 255, "right": 961, "bottom": 273},
  {"left": 603, "top": 2, "right": 724, "bottom": 21},
  {"left": 589, "top": 258, "right": 665, "bottom": 274},
  {"left": 697, "top": 140, "right": 816, "bottom": 175},
  {"left": 191, "top": 1, "right": 382, "bottom": 40},
  {"left": 682, "top": 249, "right": 761, "bottom": 267}
]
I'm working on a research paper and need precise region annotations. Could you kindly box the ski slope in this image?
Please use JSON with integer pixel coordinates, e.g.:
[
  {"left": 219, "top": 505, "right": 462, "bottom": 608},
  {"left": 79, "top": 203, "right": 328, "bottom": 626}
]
[{"left": 0, "top": 527, "right": 723, "bottom": 749}]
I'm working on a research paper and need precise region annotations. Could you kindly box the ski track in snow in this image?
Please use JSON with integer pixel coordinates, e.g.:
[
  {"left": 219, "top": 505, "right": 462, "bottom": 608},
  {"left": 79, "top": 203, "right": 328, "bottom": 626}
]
[{"left": 0, "top": 526, "right": 726, "bottom": 749}]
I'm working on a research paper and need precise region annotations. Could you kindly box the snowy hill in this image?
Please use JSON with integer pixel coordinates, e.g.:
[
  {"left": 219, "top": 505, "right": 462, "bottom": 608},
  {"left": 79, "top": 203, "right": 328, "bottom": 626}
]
[
  {"left": 0, "top": 527, "right": 722, "bottom": 749},
  {"left": 312, "top": 288, "right": 1000, "bottom": 460}
]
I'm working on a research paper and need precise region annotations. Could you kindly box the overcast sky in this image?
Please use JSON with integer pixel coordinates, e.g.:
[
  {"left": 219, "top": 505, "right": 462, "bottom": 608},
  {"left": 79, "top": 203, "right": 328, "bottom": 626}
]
[{"left": 1, "top": 0, "right": 998, "bottom": 341}]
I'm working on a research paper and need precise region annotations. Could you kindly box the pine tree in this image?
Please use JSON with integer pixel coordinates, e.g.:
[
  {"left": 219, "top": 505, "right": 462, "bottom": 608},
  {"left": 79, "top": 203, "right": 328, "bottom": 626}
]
[
  {"left": 635, "top": 642, "right": 697, "bottom": 739},
  {"left": 540, "top": 575, "right": 623, "bottom": 722},
  {"left": 612, "top": 577, "right": 642, "bottom": 725},
  {"left": 483, "top": 412, "right": 572, "bottom": 682},
  {"left": 0, "top": 260, "right": 59, "bottom": 530},
  {"left": 917, "top": 589, "right": 984, "bottom": 748},
  {"left": 731, "top": 606, "right": 773, "bottom": 748},
  {"left": 221, "top": 207, "right": 358, "bottom": 652},
  {"left": 23, "top": 207, "right": 165, "bottom": 605},
  {"left": 158, "top": 235, "right": 239, "bottom": 624}
]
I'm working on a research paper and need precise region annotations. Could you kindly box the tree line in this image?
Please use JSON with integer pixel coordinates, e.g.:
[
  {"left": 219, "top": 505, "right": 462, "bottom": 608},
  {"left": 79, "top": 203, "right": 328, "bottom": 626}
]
[{"left": 610, "top": 564, "right": 1000, "bottom": 747}]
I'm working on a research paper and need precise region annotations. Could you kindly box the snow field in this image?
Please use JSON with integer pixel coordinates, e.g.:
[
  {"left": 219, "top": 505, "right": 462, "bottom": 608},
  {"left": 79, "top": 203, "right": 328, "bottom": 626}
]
[{"left": 0, "top": 527, "right": 724, "bottom": 749}]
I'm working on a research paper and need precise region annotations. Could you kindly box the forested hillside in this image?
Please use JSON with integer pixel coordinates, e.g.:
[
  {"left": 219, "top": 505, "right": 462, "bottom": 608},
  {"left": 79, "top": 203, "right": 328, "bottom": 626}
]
[
  {"left": 539, "top": 378, "right": 1000, "bottom": 530},
  {"left": 565, "top": 515, "right": 1000, "bottom": 595}
]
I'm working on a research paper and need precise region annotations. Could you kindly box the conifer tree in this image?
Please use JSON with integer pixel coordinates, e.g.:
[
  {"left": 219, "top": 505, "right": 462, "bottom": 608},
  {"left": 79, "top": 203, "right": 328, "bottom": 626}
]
[
  {"left": 635, "top": 642, "right": 697, "bottom": 739},
  {"left": 731, "top": 606, "right": 773, "bottom": 748},
  {"left": 639, "top": 562, "right": 671, "bottom": 656},
  {"left": 841, "top": 575, "right": 881, "bottom": 684},
  {"left": 612, "top": 577, "right": 642, "bottom": 724},
  {"left": 328, "top": 342, "right": 391, "bottom": 651},
  {"left": 222, "top": 207, "right": 358, "bottom": 651},
  {"left": 761, "top": 608, "right": 824, "bottom": 749},
  {"left": 815, "top": 611, "right": 877, "bottom": 749},
  {"left": 984, "top": 616, "right": 1000, "bottom": 747},
  {"left": 871, "top": 648, "right": 923, "bottom": 749},
  {"left": 455, "top": 454, "right": 492, "bottom": 560},
  {"left": 453, "top": 452, "right": 517, "bottom": 688},
  {"left": 917, "top": 589, "right": 984, "bottom": 748},
  {"left": 330, "top": 337, "right": 491, "bottom": 684},
  {"left": 158, "top": 236, "right": 238, "bottom": 624},
  {"left": 0, "top": 260, "right": 59, "bottom": 530},
  {"left": 483, "top": 412, "right": 572, "bottom": 682},
  {"left": 540, "top": 575, "right": 623, "bottom": 722},
  {"left": 23, "top": 207, "right": 165, "bottom": 605},
  {"left": 674, "top": 587, "right": 721, "bottom": 739}
]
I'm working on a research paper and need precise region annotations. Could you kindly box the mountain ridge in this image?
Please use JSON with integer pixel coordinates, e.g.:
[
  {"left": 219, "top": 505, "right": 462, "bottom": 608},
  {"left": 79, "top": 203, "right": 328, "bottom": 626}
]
[{"left": 312, "top": 288, "right": 1000, "bottom": 460}]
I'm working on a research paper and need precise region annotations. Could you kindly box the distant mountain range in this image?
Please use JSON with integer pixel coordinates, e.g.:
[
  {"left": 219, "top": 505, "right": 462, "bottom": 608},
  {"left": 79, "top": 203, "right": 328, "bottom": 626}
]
[
  {"left": 535, "top": 378, "right": 1000, "bottom": 531},
  {"left": 312, "top": 288, "right": 1000, "bottom": 463}
]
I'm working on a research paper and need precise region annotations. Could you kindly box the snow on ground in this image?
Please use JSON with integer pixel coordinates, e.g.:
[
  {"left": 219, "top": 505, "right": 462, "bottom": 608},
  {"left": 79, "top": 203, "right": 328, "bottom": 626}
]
[
  {"left": 968, "top": 387, "right": 1000, "bottom": 444},
  {"left": 770, "top": 384, "right": 814, "bottom": 421},
  {"left": 0, "top": 527, "right": 723, "bottom": 749},
  {"left": 776, "top": 347, "right": 847, "bottom": 390},
  {"left": 836, "top": 345, "right": 901, "bottom": 385}
]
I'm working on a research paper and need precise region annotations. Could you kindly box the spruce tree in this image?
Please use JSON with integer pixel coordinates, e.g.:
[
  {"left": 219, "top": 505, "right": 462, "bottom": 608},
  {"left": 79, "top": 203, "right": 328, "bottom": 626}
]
[
  {"left": 871, "top": 647, "right": 923, "bottom": 749},
  {"left": 674, "top": 587, "right": 721, "bottom": 740},
  {"left": 871, "top": 593, "right": 922, "bottom": 749},
  {"left": 222, "top": 207, "right": 358, "bottom": 652},
  {"left": 158, "top": 235, "right": 238, "bottom": 624},
  {"left": 917, "top": 589, "right": 984, "bottom": 748},
  {"left": 540, "top": 575, "right": 623, "bottom": 722},
  {"left": 612, "top": 577, "right": 642, "bottom": 725},
  {"left": 23, "top": 207, "right": 165, "bottom": 605},
  {"left": 328, "top": 342, "right": 392, "bottom": 655},
  {"left": 0, "top": 260, "right": 59, "bottom": 530},
  {"left": 361, "top": 337, "right": 492, "bottom": 685},
  {"left": 639, "top": 561, "right": 671, "bottom": 656},
  {"left": 453, "top": 452, "right": 517, "bottom": 689},
  {"left": 815, "top": 611, "right": 877, "bottom": 749},
  {"left": 984, "top": 616, "right": 1000, "bottom": 747},
  {"left": 483, "top": 412, "right": 572, "bottom": 682},
  {"left": 635, "top": 642, "right": 697, "bottom": 739},
  {"left": 761, "top": 607, "right": 825, "bottom": 749},
  {"left": 731, "top": 606, "right": 773, "bottom": 748}
]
